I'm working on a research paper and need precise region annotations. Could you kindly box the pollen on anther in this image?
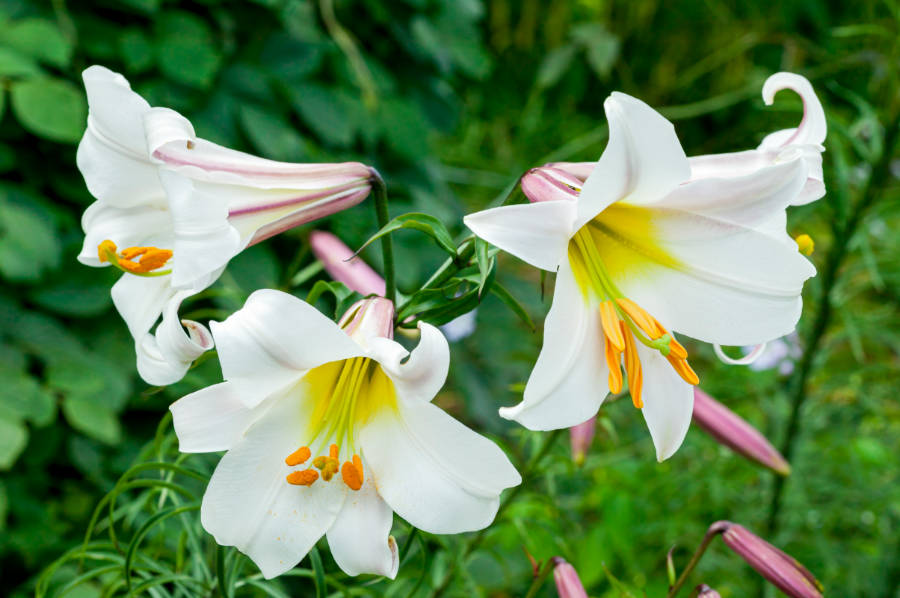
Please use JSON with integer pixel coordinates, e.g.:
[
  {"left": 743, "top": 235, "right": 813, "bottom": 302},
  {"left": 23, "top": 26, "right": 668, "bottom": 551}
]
[
  {"left": 285, "top": 446, "right": 311, "bottom": 466},
  {"left": 341, "top": 460, "right": 363, "bottom": 491},
  {"left": 286, "top": 469, "right": 319, "bottom": 486}
]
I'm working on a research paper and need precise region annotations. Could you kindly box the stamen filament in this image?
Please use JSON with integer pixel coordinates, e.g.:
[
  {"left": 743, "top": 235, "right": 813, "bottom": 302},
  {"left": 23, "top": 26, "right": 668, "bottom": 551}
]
[{"left": 622, "top": 322, "right": 643, "bottom": 408}]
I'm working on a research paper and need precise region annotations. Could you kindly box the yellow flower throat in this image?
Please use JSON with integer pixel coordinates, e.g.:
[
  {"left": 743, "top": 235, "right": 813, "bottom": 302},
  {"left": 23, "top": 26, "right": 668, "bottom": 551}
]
[
  {"left": 568, "top": 210, "right": 699, "bottom": 408},
  {"left": 283, "top": 357, "right": 397, "bottom": 491}
]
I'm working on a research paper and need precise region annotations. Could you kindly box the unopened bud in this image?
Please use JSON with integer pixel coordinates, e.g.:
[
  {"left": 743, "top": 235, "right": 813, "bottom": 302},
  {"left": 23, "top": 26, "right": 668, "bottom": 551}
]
[
  {"left": 719, "top": 522, "right": 824, "bottom": 598},
  {"left": 569, "top": 417, "right": 596, "bottom": 465},
  {"left": 552, "top": 557, "right": 588, "bottom": 598},
  {"left": 310, "top": 230, "right": 386, "bottom": 297},
  {"left": 696, "top": 584, "right": 721, "bottom": 597},
  {"left": 338, "top": 297, "right": 394, "bottom": 346},
  {"left": 520, "top": 167, "right": 581, "bottom": 203},
  {"left": 692, "top": 388, "right": 791, "bottom": 475}
]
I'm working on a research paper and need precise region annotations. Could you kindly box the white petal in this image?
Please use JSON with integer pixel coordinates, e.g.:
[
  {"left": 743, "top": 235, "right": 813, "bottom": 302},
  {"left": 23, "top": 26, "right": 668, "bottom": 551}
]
[
  {"left": 170, "top": 381, "right": 262, "bottom": 452},
  {"left": 361, "top": 401, "right": 520, "bottom": 535},
  {"left": 635, "top": 343, "right": 694, "bottom": 461},
  {"left": 77, "top": 200, "right": 173, "bottom": 267},
  {"left": 501, "top": 263, "right": 609, "bottom": 430},
  {"left": 609, "top": 208, "right": 816, "bottom": 345},
  {"left": 575, "top": 92, "right": 690, "bottom": 229},
  {"left": 156, "top": 170, "right": 242, "bottom": 288},
  {"left": 760, "top": 72, "right": 827, "bottom": 148},
  {"left": 77, "top": 66, "right": 162, "bottom": 207},
  {"left": 136, "top": 290, "right": 215, "bottom": 386},
  {"left": 463, "top": 201, "right": 576, "bottom": 271},
  {"left": 687, "top": 150, "right": 772, "bottom": 181},
  {"left": 660, "top": 158, "right": 807, "bottom": 233},
  {"left": 201, "top": 387, "right": 347, "bottom": 579},
  {"left": 212, "top": 290, "right": 363, "bottom": 406},
  {"left": 368, "top": 323, "right": 449, "bottom": 403},
  {"left": 326, "top": 472, "right": 398, "bottom": 578},
  {"left": 110, "top": 273, "right": 176, "bottom": 339}
]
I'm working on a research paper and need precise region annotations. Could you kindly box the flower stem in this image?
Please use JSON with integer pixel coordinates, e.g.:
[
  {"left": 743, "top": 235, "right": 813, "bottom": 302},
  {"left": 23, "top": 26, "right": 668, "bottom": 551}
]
[
  {"left": 369, "top": 168, "right": 396, "bottom": 306},
  {"left": 666, "top": 522, "right": 730, "bottom": 598},
  {"left": 523, "top": 559, "right": 556, "bottom": 598},
  {"left": 430, "top": 429, "right": 563, "bottom": 597}
]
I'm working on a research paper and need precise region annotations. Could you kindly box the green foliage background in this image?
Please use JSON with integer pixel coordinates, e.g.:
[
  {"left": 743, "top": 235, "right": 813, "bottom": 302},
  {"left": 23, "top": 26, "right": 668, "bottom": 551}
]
[{"left": 0, "top": 0, "right": 898, "bottom": 596}]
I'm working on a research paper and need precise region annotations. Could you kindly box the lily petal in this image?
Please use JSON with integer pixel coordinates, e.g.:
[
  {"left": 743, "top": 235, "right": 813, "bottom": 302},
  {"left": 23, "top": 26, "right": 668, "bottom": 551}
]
[
  {"left": 636, "top": 342, "right": 695, "bottom": 461},
  {"left": 575, "top": 92, "right": 690, "bottom": 229},
  {"left": 760, "top": 72, "right": 827, "bottom": 149},
  {"left": 463, "top": 200, "right": 576, "bottom": 271},
  {"left": 211, "top": 289, "right": 363, "bottom": 406},
  {"left": 326, "top": 472, "right": 398, "bottom": 578},
  {"left": 603, "top": 207, "right": 816, "bottom": 345},
  {"left": 361, "top": 401, "right": 520, "bottom": 534},
  {"left": 502, "top": 263, "right": 609, "bottom": 430},
  {"left": 368, "top": 323, "right": 449, "bottom": 403},
  {"left": 110, "top": 272, "right": 176, "bottom": 339},
  {"left": 170, "top": 381, "right": 260, "bottom": 452},
  {"left": 200, "top": 387, "right": 347, "bottom": 579},
  {"left": 78, "top": 200, "right": 172, "bottom": 267}
]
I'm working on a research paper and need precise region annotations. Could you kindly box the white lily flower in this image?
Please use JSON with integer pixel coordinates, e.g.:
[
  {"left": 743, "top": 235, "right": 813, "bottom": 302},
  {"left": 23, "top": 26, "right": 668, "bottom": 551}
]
[
  {"left": 551, "top": 72, "right": 827, "bottom": 206},
  {"left": 169, "top": 291, "right": 521, "bottom": 579},
  {"left": 464, "top": 92, "right": 816, "bottom": 460},
  {"left": 75, "top": 66, "right": 373, "bottom": 385}
]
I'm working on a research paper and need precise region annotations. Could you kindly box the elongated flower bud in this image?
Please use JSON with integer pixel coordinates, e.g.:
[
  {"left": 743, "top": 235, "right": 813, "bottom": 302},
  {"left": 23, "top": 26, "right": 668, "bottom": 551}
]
[
  {"left": 338, "top": 297, "right": 394, "bottom": 346},
  {"left": 719, "top": 522, "right": 824, "bottom": 598},
  {"left": 310, "top": 230, "right": 386, "bottom": 297},
  {"left": 692, "top": 388, "right": 791, "bottom": 475},
  {"left": 696, "top": 584, "right": 721, "bottom": 597},
  {"left": 552, "top": 557, "right": 588, "bottom": 598},
  {"left": 520, "top": 167, "right": 581, "bottom": 203},
  {"left": 569, "top": 417, "right": 596, "bottom": 465}
]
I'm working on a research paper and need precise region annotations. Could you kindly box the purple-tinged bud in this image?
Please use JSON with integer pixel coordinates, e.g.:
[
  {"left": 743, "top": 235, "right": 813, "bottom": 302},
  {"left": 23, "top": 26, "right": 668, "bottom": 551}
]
[
  {"left": 520, "top": 167, "right": 581, "bottom": 204},
  {"left": 338, "top": 297, "right": 394, "bottom": 346},
  {"left": 692, "top": 388, "right": 791, "bottom": 476},
  {"left": 696, "top": 584, "right": 721, "bottom": 597},
  {"left": 544, "top": 161, "right": 594, "bottom": 183},
  {"left": 719, "top": 523, "right": 824, "bottom": 598},
  {"left": 569, "top": 417, "right": 596, "bottom": 465},
  {"left": 552, "top": 557, "right": 588, "bottom": 598},
  {"left": 310, "top": 230, "right": 386, "bottom": 297}
]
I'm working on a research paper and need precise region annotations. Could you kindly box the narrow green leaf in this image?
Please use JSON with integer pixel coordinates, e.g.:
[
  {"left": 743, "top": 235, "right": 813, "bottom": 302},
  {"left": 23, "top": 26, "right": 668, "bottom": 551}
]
[
  {"left": 309, "top": 546, "right": 326, "bottom": 598},
  {"left": 357, "top": 212, "right": 457, "bottom": 258},
  {"left": 490, "top": 282, "right": 535, "bottom": 331}
]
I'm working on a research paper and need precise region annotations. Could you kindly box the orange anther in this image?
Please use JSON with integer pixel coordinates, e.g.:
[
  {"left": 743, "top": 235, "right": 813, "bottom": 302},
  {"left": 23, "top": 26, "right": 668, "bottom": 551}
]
[
  {"left": 321, "top": 460, "right": 339, "bottom": 482},
  {"left": 286, "top": 469, "right": 319, "bottom": 486},
  {"left": 622, "top": 323, "right": 643, "bottom": 409},
  {"left": 313, "top": 455, "right": 328, "bottom": 469},
  {"left": 668, "top": 337, "right": 688, "bottom": 360},
  {"left": 615, "top": 297, "right": 659, "bottom": 339},
  {"left": 604, "top": 334, "right": 623, "bottom": 394},
  {"left": 97, "top": 240, "right": 117, "bottom": 262},
  {"left": 599, "top": 301, "right": 625, "bottom": 351},
  {"left": 285, "top": 446, "right": 311, "bottom": 466},
  {"left": 341, "top": 459, "right": 364, "bottom": 491},
  {"left": 667, "top": 355, "right": 700, "bottom": 386},
  {"left": 329, "top": 444, "right": 339, "bottom": 460}
]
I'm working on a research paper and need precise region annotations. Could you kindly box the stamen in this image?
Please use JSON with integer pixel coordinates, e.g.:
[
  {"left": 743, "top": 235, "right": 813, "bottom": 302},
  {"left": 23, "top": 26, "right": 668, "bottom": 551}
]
[
  {"left": 604, "top": 334, "right": 623, "bottom": 394},
  {"left": 599, "top": 301, "right": 625, "bottom": 351},
  {"left": 97, "top": 239, "right": 173, "bottom": 276},
  {"left": 285, "top": 446, "right": 311, "bottom": 466},
  {"left": 794, "top": 233, "right": 814, "bottom": 256},
  {"left": 341, "top": 455, "right": 364, "bottom": 491},
  {"left": 329, "top": 444, "right": 339, "bottom": 460},
  {"left": 321, "top": 460, "right": 339, "bottom": 482},
  {"left": 615, "top": 297, "right": 658, "bottom": 338},
  {"left": 622, "top": 322, "right": 643, "bottom": 408},
  {"left": 666, "top": 355, "right": 700, "bottom": 386},
  {"left": 286, "top": 469, "right": 319, "bottom": 486}
]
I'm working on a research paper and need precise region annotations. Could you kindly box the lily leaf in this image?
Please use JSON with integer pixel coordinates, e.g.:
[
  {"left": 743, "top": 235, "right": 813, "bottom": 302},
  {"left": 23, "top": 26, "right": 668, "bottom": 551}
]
[
  {"left": 490, "top": 282, "right": 535, "bottom": 331},
  {"left": 357, "top": 212, "right": 457, "bottom": 258}
]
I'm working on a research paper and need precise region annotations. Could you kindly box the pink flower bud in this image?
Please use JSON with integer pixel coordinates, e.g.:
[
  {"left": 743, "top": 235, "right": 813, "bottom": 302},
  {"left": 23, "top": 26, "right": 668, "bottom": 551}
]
[
  {"left": 692, "top": 388, "right": 791, "bottom": 476},
  {"left": 569, "top": 417, "right": 596, "bottom": 465},
  {"left": 520, "top": 167, "right": 581, "bottom": 203},
  {"left": 310, "top": 230, "right": 386, "bottom": 297},
  {"left": 552, "top": 557, "right": 588, "bottom": 598},
  {"left": 338, "top": 297, "right": 394, "bottom": 345},
  {"left": 719, "top": 522, "right": 824, "bottom": 598},
  {"left": 696, "top": 585, "right": 721, "bottom": 598}
]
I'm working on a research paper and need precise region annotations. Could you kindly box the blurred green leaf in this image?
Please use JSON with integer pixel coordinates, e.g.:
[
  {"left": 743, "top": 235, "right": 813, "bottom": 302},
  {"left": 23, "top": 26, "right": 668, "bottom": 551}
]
[
  {"left": 0, "top": 371, "right": 56, "bottom": 427},
  {"left": 239, "top": 104, "right": 308, "bottom": 161},
  {"left": 290, "top": 83, "right": 355, "bottom": 146},
  {"left": 61, "top": 397, "right": 121, "bottom": 445},
  {"left": 9, "top": 77, "right": 86, "bottom": 143},
  {"left": 0, "top": 415, "right": 28, "bottom": 469},
  {"left": 0, "top": 18, "right": 72, "bottom": 67},
  {"left": 537, "top": 45, "right": 576, "bottom": 88},
  {"left": 119, "top": 29, "right": 154, "bottom": 73},
  {"left": 155, "top": 12, "right": 222, "bottom": 89},
  {"left": 0, "top": 47, "right": 40, "bottom": 77},
  {"left": 0, "top": 197, "right": 62, "bottom": 282}
]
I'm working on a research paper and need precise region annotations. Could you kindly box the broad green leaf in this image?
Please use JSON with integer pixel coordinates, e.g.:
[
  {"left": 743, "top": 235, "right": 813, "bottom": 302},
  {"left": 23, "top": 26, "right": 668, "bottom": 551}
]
[
  {"left": 0, "top": 197, "right": 62, "bottom": 282},
  {"left": 0, "top": 47, "right": 40, "bottom": 77},
  {"left": 0, "top": 415, "right": 28, "bottom": 469},
  {"left": 9, "top": 77, "right": 86, "bottom": 143},
  {"left": 536, "top": 45, "right": 576, "bottom": 88},
  {"left": 290, "top": 83, "right": 355, "bottom": 146},
  {"left": 28, "top": 267, "right": 116, "bottom": 317},
  {"left": 0, "top": 372, "right": 55, "bottom": 427},
  {"left": 155, "top": 12, "right": 222, "bottom": 89},
  {"left": 239, "top": 104, "right": 308, "bottom": 162},
  {"left": 377, "top": 98, "right": 430, "bottom": 160},
  {"left": 0, "top": 18, "right": 71, "bottom": 67},
  {"left": 61, "top": 397, "right": 121, "bottom": 445},
  {"left": 358, "top": 212, "right": 457, "bottom": 258},
  {"left": 119, "top": 29, "right": 154, "bottom": 73}
]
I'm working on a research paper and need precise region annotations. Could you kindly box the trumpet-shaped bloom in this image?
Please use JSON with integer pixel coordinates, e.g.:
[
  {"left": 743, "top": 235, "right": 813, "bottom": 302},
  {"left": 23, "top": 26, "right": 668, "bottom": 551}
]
[
  {"left": 464, "top": 92, "right": 815, "bottom": 460},
  {"left": 76, "top": 66, "right": 372, "bottom": 385},
  {"left": 551, "top": 72, "right": 827, "bottom": 207},
  {"left": 169, "top": 291, "right": 520, "bottom": 579}
]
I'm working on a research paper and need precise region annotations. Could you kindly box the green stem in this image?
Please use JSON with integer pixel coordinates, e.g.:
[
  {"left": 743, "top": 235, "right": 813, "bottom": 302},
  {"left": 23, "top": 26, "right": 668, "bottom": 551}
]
[
  {"left": 369, "top": 168, "right": 396, "bottom": 306},
  {"left": 764, "top": 110, "right": 900, "bottom": 540},
  {"left": 666, "top": 522, "right": 730, "bottom": 598},
  {"left": 430, "top": 429, "right": 563, "bottom": 597},
  {"left": 523, "top": 559, "right": 557, "bottom": 598}
]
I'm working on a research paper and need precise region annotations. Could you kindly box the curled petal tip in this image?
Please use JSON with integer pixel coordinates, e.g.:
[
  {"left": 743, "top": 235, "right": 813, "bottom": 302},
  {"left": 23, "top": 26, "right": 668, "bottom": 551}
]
[{"left": 761, "top": 72, "right": 826, "bottom": 147}]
